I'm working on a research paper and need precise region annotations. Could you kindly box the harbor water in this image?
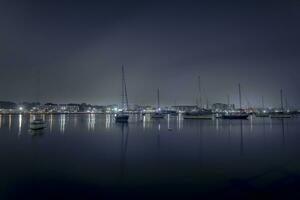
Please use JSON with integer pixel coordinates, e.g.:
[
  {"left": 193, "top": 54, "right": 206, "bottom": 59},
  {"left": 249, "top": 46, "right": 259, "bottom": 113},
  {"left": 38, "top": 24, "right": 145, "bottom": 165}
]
[{"left": 0, "top": 114, "right": 300, "bottom": 199}]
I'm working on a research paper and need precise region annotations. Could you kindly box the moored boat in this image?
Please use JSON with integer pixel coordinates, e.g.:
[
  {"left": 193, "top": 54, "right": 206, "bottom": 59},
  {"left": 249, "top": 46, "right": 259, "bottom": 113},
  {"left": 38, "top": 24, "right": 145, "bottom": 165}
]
[
  {"left": 255, "top": 112, "right": 269, "bottom": 118},
  {"left": 151, "top": 88, "right": 165, "bottom": 119},
  {"left": 151, "top": 112, "right": 165, "bottom": 119},
  {"left": 221, "top": 84, "right": 249, "bottom": 120},
  {"left": 115, "top": 113, "right": 130, "bottom": 122},
  {"left": 30, "top": 118, "right": 46, "bottom": 130},
  {"left": 270, "top": 113, "right": 292, "bottom": 118},
  {"left": 183, "top": 109, "right": 213, "bottom": 120},
  {"left": 115, "top": 66, "right": 129, "bottom": 123},
  {"left": 221, "top": 112, "right": 249, "bottom": 120},
  {"left": 270, "top": 89, "right": 292, "bottom": 119}
]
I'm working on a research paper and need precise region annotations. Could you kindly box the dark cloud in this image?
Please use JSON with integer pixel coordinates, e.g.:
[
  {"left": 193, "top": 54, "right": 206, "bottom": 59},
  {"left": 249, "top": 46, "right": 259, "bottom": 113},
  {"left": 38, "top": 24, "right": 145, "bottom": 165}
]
[{"left": 0, "top": 0, "right": 299, "bottom": 107}]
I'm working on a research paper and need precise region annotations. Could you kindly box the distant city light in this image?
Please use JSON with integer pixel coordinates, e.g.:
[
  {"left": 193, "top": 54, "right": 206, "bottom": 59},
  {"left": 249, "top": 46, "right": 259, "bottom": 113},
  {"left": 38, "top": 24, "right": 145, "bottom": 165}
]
[{"left": 19, "top": 107, "right": 23, "bottom": 111}]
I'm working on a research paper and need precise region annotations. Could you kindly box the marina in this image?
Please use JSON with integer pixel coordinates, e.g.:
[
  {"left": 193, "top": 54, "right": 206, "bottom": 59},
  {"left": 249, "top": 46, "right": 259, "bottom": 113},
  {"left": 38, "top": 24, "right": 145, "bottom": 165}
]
[{"left": 1, "top": 0, "right": 299, "bottom": 198}]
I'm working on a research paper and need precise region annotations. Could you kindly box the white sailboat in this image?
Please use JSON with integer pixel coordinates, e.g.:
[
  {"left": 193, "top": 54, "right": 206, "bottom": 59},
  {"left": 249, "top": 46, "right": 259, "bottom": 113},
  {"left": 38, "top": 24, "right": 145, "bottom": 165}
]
[
  {"left": 255, "top": 96, "right": 269, "bottom": 117},
  {"left": 270, "top": 89, "right": 292, "bottom": 118},
  {"left": 183, "top": 76, "right": 213, "bottom": 120},
  {"left": 221, "top": 83, "right": 249, "bottom": 120},
  {"left": 30, "top": 118, "right": 46, "bottom": 130},
  {"left": 30, "top": 70, "right": 46, "bottom": 130},
  {"left": 115, "top": 66, "right": 129, "bottom": 123}
]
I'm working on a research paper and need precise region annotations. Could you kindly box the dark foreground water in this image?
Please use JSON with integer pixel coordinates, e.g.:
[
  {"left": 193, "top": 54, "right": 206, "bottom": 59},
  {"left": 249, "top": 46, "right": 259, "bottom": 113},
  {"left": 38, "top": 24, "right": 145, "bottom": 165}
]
[{"left": 0, "top": 114, "right": 300, "bottom": 199}]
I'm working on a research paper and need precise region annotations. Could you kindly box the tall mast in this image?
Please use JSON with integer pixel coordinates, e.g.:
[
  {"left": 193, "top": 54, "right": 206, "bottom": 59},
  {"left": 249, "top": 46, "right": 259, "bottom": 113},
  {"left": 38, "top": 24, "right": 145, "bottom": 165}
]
[
  {"left": 157, "top": 88, "right": 160, "bottom": 110},
  {"left": 121, "top": 65, "right": 128, "bottom": 111},
  {"left": 123, "top": 66, "right": 128, "bottom": 110},
  {"left": 238, "top": 83, "right": 242, "bottom": 110},
  {"left": 36, "top": 70, "right": 41, "bottom": 105},
  {"left": 280, "top": 89, "right": 284, "bottom": 111},
  {"left": 227, "top": 94, "right": 230, "bottom": 109},
  {"left": 262, "top": 96, "right": 265, "bottom": 109},
  {"left": 206, "top": 98, "right": 209, "bottom": 109},
  {"left": 121, "top": 66, "right": 124, "bottom": 111},
  {"left": 198, "top": 76, "right": 202, "bottom": 109}
]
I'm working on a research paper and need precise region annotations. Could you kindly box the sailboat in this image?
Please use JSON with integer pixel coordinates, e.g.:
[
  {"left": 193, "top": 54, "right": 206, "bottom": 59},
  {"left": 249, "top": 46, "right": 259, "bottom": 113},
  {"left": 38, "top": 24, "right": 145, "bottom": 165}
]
[
  {"left": 183, "top": 76, "right": 213, "bottom": 120},
  {"left": 255, "top": 96, "right": 269, "bottom": 117},
  {"left": 270, "top": 89, "right": 292, "bottom": 118},
  {"left": 115, "top": 66, "right": 129, "bottom": 123},
  {"left": 30, "top": 70, "right": 46, "bottom": 130},
  {"left": 151, "top": 88, "right": 165, "bottom": 119},
  {"left": 221, "top": 84, "right": 249, "bottom": 120}
]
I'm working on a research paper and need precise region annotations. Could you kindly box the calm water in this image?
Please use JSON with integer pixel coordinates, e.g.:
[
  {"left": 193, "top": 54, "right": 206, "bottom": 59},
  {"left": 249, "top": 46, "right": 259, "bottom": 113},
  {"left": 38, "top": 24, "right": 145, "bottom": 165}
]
[{"left": 0, "top": 114, "right": 300, "bottom": 199}]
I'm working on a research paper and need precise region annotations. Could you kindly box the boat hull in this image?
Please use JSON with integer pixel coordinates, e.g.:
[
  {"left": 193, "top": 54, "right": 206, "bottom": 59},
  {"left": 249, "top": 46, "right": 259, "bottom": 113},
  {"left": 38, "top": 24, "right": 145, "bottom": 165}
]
[
  {"left": 30, "top": 123, "right": 46, "bottom": 130},
  {"left": 255, "top": 114, "right": 270, "bottom": 118},
  {"left": 270, "top": 114, "right": 292, "bottom": 119},
  {"left": 221, "top": 114, "right": 249, "bottom": 120},
  {"left": 115, "top": 115, "right": 129, "bottom": 122},
  {"left": 151, "top": 115, "right": 165, "bottom": 119},
  {"left": 30, "top": 118, "right": 46, "bottom": 130},
  {"left": 183, "top": 114, "right": 213, "bottom": 120}
]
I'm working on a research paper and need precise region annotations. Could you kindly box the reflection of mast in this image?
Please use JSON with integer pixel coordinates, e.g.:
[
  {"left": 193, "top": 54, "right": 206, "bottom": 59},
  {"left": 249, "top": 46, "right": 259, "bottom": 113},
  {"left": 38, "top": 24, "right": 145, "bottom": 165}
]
[
  {"left": 263, "top": 118, "right": 266, "bottom": 146},
  {"left": 240, "top": 120, "right": 244, "bottom": 156},
  {"left": 281, "top": 119, "right": 285, "bottom": 148},
  {"left": 120, "top": 123, "right": 129, "bottom": 180},
  {"left": 198, "top": 121, "right": 203, "bottom": 164},
  {"left": 156, "top": 122, "right": 161, "bottom": 162},
  {"left": 228, "top": 120, "right": 232, "bottom": 145}
]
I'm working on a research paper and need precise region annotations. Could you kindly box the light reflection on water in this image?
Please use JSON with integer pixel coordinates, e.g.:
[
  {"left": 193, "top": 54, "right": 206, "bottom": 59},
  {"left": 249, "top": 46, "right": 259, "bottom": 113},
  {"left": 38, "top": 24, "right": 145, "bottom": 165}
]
[
  {"left": 49, "top": 114, "right": 53, "bottom": 133},
  {"left": 18, "top": 114, "right": 22, "bottom": 136},
  {"left": 0, "top": 114, "right": 299, "bottom": 198},
  {"left": 8, "top": 114, "right": 12, "bottom": 132},
  {"left": 88, "top": 114, "right": 96, "bottom": 131},
  {"left": 60, "top": 114, "right": 66, "bottom": 133}
]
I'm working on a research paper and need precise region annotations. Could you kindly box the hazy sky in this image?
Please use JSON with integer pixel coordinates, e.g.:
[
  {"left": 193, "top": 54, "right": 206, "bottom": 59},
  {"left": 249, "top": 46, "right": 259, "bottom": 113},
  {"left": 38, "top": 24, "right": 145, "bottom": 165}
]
[{"left": 0, "top": 0, "right": 299, "bottom": 107}]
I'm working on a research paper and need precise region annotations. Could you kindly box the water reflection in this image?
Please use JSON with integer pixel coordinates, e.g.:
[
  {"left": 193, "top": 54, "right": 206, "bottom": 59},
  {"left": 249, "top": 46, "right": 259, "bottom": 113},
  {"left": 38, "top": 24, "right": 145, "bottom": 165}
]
[
  {"left": 18, "top": 114, "right": 22, "bottom": 136},
  {"left": 119, "top": 123, "right": 129, "bottom": 180},
  {"left": 142, "top": 115, "right": 146, "bottom": 129},
  {"left": 198, "top": 120, "right": 203, "bottom": 163},
  {"left": 49, "top": 114, "right": 53, "bottom": 133},
  {"left": 29, "top": 129, "right": 45, "bottom": 137},
  {"left": 167, "top": 114, "right": 170, "bottom": 130},
  {"left": 228, "top": 120, "right": 232, "bottom": 145},
  {"left": 60, "top": 114, "right": 66, "bottom": 133},
  {"left": 88, "top": 114, "right": 95, "bottom": 131},
  {"left": 281, "top": 119, "right": 285, "bottom": 148},
  {"left": 262, "top": 118, "right": 266, "bottom": 146},
  {"left": 0, "top": 114, "right": 2, "bottom": 128},
  {"left": 250, "top": 115, "right": 253, "bottom": 133},
  {"left": 8, "top": 114, "right": 12, "bottom": 132},
  {"left": 178, "top": 113, "right": 183, "bottom": 130},
  {"left": 240, "top": 120, "right": 244, "bottom": 156},
  {"left": 73, "top": 115, "right": 78, "bottom": 128},
  {"left": 105, "top": 114, "right": 111, "bottom": 129}
]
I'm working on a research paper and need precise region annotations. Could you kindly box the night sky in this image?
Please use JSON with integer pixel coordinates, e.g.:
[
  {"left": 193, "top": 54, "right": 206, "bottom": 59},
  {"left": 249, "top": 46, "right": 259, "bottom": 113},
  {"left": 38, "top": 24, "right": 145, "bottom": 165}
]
[{"left": 0, "top": 0, "right": 299, "bottom": 108}]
